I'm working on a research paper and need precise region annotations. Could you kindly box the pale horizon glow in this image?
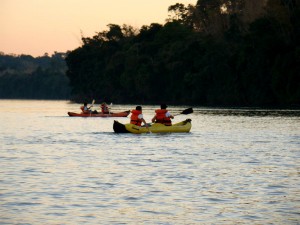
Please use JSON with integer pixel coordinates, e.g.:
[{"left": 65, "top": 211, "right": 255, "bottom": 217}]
[{"left": 1, "top": 0, "right": 196, "bottom": 57}]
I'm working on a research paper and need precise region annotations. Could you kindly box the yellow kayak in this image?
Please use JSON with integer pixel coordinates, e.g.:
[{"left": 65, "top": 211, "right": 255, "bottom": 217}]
[{"left": 113, "top": 119, "right": 192, "bottom": 134}]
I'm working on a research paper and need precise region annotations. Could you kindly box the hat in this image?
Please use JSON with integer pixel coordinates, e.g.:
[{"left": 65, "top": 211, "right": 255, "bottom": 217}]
[{"left": 161, "top": 104, "right": 167, "bottom": 109}]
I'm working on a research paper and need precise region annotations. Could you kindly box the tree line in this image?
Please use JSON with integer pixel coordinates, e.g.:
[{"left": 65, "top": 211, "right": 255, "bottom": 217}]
[
  {"left": 66, "top": 0, "right": 300, "bottom": 107},
  {"left": 1, "top": 0, "right": 299, "bottom": 107},
  {"left": 0, "top": 52, "right": 70, "bottom": 99}
]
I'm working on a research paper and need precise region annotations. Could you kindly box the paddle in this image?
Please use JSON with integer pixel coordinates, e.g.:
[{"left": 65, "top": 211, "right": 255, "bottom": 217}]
[
  {"left": 87, "top": 99, "right": 95, "bottom": 109},
  {"left": 173, "top": 107, "right": 193, "bottom": 116},
  {"left": 109, "top": 102, "right": 113, "bottom": 114},
  {"left": 90, "top": 99, "right": 95, "bottom": 108},
  {"left": 89, "top": 99, "right": 95, "bottom": 116}
]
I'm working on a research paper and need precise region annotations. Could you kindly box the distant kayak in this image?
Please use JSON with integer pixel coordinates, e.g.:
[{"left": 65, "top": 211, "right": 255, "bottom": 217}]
[
  {"left": 68, "top": 110, "right": 130, "bottom": 117},
  {"left": 113, "top": 119, "right": 192, "bottom": 134}
]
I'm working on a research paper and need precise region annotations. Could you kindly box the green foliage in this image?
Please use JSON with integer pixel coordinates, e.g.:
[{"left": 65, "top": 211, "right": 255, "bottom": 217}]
[
  {"left": 3, "top": 0, "right": 298, "bottom": 107},
  {"left": 0, "top": 53, "right": 70, "bottom": 99},
  {"left": 65, "top": 0, "right": 300, "bottom": 108}
]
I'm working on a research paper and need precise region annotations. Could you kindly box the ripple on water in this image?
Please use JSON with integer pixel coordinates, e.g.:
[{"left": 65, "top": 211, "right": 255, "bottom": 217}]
[{"left": 1, "top": 101, "right": 299, "bottom": 224}]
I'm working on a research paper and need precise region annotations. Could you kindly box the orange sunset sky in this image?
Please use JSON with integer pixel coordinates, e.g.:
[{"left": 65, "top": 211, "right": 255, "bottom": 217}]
[{"left": 1, "top": 0, "right": 196, "bottom": 57}]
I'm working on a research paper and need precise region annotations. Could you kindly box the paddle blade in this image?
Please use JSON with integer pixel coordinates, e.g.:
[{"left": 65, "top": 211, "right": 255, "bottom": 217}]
[
  {"left": 181, "top": 107, "right": 193, "bottom": 115},
  {"left": 90, "top": 99, "right": 95, "bottom": 108}
]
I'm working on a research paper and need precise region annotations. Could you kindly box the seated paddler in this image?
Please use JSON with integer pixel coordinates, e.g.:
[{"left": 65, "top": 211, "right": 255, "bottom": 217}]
[
  {"left": 100, "top": 102, "right": 110, "bottom": 114},
  {"left": 130, "top": 106, "right": 148, "bottom": 128},
  {"left": 152, "top": 104, "right": 174, "bottom": 125},
  {"left": 80, "top": 102, "right": 97, "bottom": 114}
]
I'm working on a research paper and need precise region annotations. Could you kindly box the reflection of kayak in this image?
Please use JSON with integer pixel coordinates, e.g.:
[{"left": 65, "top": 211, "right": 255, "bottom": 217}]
[
  {"left": 113, "top": 119, "right": 192, "bottom": 134},
  {"left": 68, "top": 111, "right": 130, "bottom": 117}
]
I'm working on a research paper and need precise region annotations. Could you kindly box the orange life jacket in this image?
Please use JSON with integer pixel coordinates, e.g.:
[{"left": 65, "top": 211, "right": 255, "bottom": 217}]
[
  {"left": 130, "top": 110, "right": 142, "bottom": 126},
  {"left": 101, "top": 104, "right": 109, "bottom": 114},
  {"left": 155, "top": 109, "right": 172, "bottom": 125}
]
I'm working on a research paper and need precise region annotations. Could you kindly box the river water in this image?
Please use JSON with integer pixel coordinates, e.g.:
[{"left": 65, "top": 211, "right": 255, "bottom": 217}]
[{"left": 0, "top": 100, "right": 299, "bottom": 224}]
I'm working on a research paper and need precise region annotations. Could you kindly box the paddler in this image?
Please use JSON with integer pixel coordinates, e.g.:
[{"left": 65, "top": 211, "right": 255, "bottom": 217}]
[
  {"left": 130, "top": 106, "right": 148, "bottom": 128},
  {"left": 100, "top": 102, "right": 110, "bottom": 114},
  {"left": 80, "top": 102, "right": 97, "bottom": 114},
  {"left": 152, "top": 104, "right": 174, "bottom": 125}
]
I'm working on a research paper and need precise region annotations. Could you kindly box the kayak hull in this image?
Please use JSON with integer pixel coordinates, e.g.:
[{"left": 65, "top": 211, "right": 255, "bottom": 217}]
[
  {"left": 113, "top": 119, "right": 192, "bottom": 134},
  {"left": 68, "top": 111, "right": 130, "bottom": 117}
]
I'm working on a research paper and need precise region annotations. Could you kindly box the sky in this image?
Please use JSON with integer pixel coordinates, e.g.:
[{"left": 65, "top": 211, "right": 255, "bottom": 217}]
[{"left": 1, "top": 0, "right": 196, "bottom": 57}]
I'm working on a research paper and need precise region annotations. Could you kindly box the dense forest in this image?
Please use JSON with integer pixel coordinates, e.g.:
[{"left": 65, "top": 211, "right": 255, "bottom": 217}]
[
  {"left": 66, "top": 0, "right": 300, "bottom": 107},
  {"left": 0, "top": 52, "right": 70, "bottom": 99},
  {"left": 1, "top": 0, "right": 299, "bottom": 107}
]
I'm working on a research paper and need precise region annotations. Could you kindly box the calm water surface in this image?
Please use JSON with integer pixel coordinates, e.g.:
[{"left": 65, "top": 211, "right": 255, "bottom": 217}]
[{"left": 0, "top": 100, "right": 299, "bottom": 224}]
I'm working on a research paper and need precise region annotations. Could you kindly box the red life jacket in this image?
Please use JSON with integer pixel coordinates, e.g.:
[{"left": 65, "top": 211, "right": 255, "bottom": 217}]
[
  {"left": 130, "top": 110, "right": 142, "bottom": 126},
  {"left": 155, "top": 109, "right": 172, "bottom": 125},
  {"left": 101, "top": 104, "right": 109, "bottom": 114}
]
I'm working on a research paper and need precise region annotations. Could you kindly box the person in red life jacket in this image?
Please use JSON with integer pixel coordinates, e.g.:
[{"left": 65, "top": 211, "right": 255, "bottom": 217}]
[
  {"left": 100, "top": 102, "right": 110, "bottom": 114},
  {"left": 80, "top": 102, "right": 97, "bottom": 114},
  {"left": 152, "top": 104, "right": 174, "bottom": 125},
  {"left": 130, "top": 106, "right": 148, "bottom": 127}
]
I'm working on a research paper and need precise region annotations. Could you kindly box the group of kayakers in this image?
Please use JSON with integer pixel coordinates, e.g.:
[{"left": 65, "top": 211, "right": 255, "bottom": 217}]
[
  {"left": 80, "top": 102, "right": 174, "bottom": 126},
  {"left": 130, "top": 104, "right": 174, "bottom": 127},
  {"left": 80, "top": 102, "right": 110, "bottom": 114}
]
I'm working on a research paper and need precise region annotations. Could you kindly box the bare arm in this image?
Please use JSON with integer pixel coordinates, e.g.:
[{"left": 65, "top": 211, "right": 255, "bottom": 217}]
[
  {"left": 141, "top": 118, "right": 148, "bottom": 127},
  {"left": 152, "top": 115, "right": 156, "bottom": 123}
]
